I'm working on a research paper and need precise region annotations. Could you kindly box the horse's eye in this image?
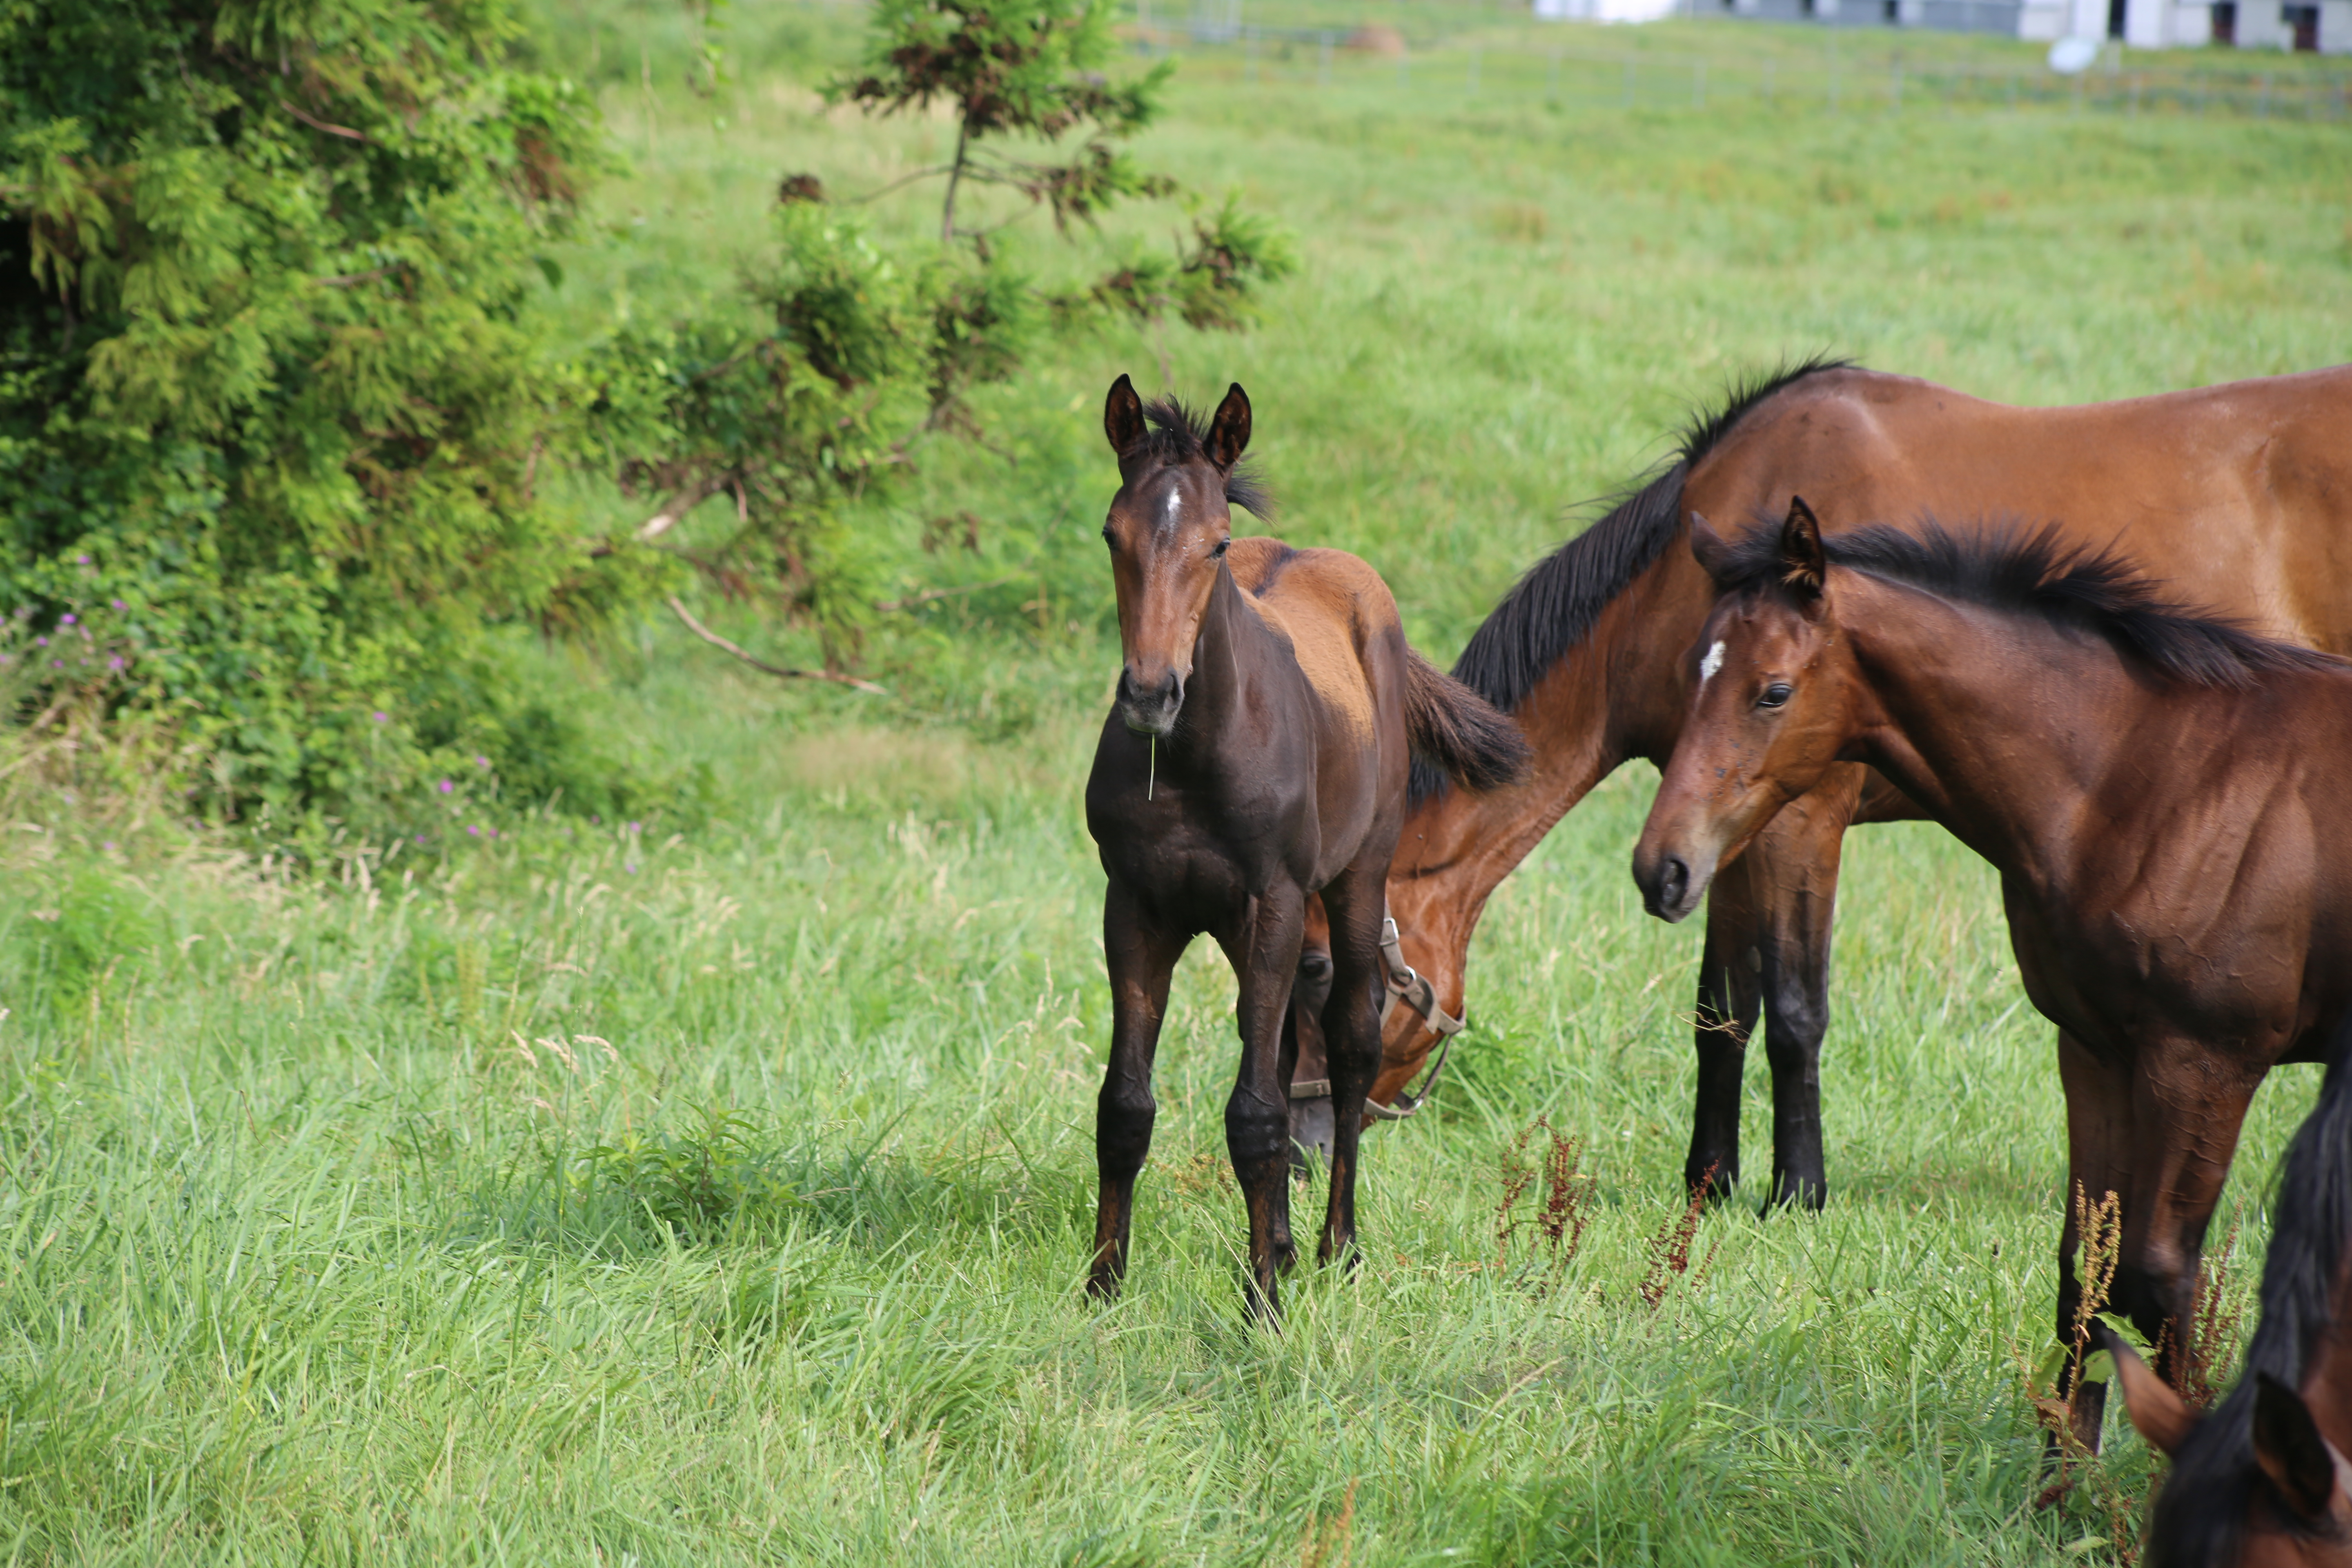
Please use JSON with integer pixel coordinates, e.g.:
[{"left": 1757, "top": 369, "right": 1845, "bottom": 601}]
[
  {"left": 1212, "top": 538, "right": 1229, "bottom": 558},
  {"left": 1101, "top": 521, "right": 1116, "bottom": 546},
  {"left": 1758, "top": 683, "right": 1794, "bottom": 710}
]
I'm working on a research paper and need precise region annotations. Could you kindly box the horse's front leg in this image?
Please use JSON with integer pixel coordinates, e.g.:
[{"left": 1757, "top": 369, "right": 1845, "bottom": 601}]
[
  {"left": 2115, "top": 1039, "right": 2265, "bottom": 1387},
  {"left": 1315, "top": 860, "right": 1388, "bottom": 1270},
  {"left": 1742, "top": 762, "right": 1864, "bottom": 1212},
  {"left": 2054, "top": 1031, "right": 2132, "bottom": 1453},
  {"left": 1687, "top": 854, "right": 1761, "bottom": 1203},
  {"left": 1088, "top": 883, "right": 1190, "bottom": 1303},
  {"left": 1223, "top": 882, "right": 1307, "bottom": 1320}
]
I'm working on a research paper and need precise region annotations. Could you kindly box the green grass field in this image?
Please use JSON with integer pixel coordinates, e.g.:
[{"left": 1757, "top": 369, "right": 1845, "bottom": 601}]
[{"left": 5, "top": 6, "right": 2352, "bottom": 1561}]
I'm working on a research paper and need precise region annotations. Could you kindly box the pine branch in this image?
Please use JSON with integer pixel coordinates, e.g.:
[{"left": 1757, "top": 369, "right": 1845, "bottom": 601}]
[{"left": 664, "top": 596, "right": 888, "bottom": 695}]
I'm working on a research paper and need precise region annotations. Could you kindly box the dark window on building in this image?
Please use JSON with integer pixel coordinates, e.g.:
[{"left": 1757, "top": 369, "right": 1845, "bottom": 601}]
[
  {"left": 1885, "top": 0, "right": 1900, "bottom": 19},
  {"left": 2212, "top": 0, "right": 2236, "bottom": 41},
  {"left": 2107, "top": 0, "right": 2126, "bottom": 34},
  {"left": 2286, "top": 2, "right": 2319, "bottom": 47}
]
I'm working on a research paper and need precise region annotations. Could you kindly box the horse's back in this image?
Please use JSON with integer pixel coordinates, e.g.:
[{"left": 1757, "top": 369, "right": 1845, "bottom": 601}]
[
  {"left": 1691, "top": 364, "right": 2352, "bottom": 648},
  {"left": 1225, "top": 537, "right": 1403, "bottom": 742}
]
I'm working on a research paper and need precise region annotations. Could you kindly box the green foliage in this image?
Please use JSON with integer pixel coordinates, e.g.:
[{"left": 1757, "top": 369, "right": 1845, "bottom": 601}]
[
  {"left": 4, "top": 865, "right": 155, "bottom": 1024},
  {"left": 587, "top": 204, "right": 940, "bottom": 667},
  {"left": 570, "top": 1107, "right": 804, "bottom": 1245},
  {"left": 0, "top": 0, "right": 655, "bottom": 836},
  {"left": 1077, "top": 192, "right": 1298, "bottom": 332},
  {"left": 832, "top": 0, "right": 1174, "bottom": 240}
]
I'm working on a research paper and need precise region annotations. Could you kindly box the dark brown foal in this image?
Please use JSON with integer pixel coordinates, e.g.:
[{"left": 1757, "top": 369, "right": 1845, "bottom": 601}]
[
  {"left": 1083, "top": 376, "right": 1525, "bottom": 1317},
  {"left": 1631, "top": 500, "right": 2351, "bottom": 1446}
]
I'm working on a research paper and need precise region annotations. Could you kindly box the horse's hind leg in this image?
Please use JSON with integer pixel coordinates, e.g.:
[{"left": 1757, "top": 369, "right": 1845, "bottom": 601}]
[
  {"left": 1688, "top": 855, "right": 1762, "bottom": 1203},
  {"left": 1314, "top": 860, "right": 1388, "bottom": 1271},
  {"left": 1222, "top": 882, "right": 1308, "bottom": 1319},
  {"left": 1088, "top": 884, "right": 1189, "bottom": 1303}
]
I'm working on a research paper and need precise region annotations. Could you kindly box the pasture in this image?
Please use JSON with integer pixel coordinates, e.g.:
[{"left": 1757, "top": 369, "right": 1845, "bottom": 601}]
[{"left": 5, "top": 6, "right": 2352, "bottom": 1561}]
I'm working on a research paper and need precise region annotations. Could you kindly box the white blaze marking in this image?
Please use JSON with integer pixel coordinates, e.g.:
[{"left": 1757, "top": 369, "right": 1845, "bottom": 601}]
[{"left": 1698, "top": 640, "right": 1726, "bottom": 689}]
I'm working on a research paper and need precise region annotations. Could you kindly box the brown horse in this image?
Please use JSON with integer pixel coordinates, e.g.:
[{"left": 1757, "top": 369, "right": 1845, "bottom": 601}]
[
  {"left": 2106, "top": 1020, "right": 2352, "bottom": 1567},
  {"left": 1083, "top": 375, "right": 1526, "bottom": 1316},
  {"left": 1339, "top": 362, "right": 2352, "bottom": 1208},
  {"left": 1629, "top": 500, "right": 2350, "bottom": 1447}
]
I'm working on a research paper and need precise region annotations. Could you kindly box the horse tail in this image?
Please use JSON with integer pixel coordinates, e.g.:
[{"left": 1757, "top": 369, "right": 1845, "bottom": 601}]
[{"left": 1403, "top": 647, "right": 1531, "bottom": 793}]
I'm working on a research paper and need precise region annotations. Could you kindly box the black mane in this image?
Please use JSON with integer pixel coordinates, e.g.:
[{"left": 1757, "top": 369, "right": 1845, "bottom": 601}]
[
  {"left": 2148, "top": 1015, "right": 2352, "bottom": 1566},
  {"left": 1140, "top": 396, "right": 1274, "bottom": 521},
  {"left": 1710, "top": 519, "right": 2341, "bottom": 689},
  {"left": 1412, "top": 354, "right": 1851, "bottom": 803}
]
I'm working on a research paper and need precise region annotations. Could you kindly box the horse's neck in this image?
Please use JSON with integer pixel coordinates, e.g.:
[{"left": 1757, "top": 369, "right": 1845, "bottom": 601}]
[
  {"left": 1174, "top": 567, "right": 1273, "bottom": 746},
  {"left": 1845, "top": 583, "right": 2157, "bottom": 887},
  {"left": 1391, "top": 547, "right": 1697, "bottom": 907}
]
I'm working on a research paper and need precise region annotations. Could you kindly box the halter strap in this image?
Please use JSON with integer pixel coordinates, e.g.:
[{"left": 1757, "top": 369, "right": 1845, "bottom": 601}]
[{"left": 1285, "top": 910, "right": 1465, "bottom": 1120}]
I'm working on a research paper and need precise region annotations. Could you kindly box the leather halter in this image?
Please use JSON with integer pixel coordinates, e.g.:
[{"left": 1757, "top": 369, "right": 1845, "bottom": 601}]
[{"left": 1287, "top": 913, "right": 1466, "bottom": 1121}]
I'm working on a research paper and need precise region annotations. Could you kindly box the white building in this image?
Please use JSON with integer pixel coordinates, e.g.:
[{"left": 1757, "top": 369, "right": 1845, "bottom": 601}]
[{"left": 1570, "top": 0, "right": 2352, "bottom": 49}]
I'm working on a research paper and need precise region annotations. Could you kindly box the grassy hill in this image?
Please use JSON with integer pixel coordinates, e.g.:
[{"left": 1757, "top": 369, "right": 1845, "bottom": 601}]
[{"left": 3, "top": 6, "right": 2348, "bottom": 1561}]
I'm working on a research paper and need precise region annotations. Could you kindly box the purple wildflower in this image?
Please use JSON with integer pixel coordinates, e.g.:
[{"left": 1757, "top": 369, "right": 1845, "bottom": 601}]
[
  {"left": 467, "top": 826, "right": 480, "bottom": 837},
  {"left": 437, "top": 780, "right": 454, "bottom": 794},
  {"left": 372, "top": 711, "right": 388, "bottom": 723},
  {"left": 111, "top": 599, "right": 126, "bottom": 611},
  {"left": 474, "top": 755, "right": 490, "bottom": 768},
  {"left": 108, "top": 656, "right": 125, "bottom": 670}
]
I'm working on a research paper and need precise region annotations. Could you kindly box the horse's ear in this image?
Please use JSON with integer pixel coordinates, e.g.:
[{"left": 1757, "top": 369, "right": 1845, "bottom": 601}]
[
  {"left": 1689, "top": 514, "right": 1735, "bottom": 586},
  {"left": 1205, "top": 383, "right": 1252, "bottom": 470},
  {"left": 1779, "top": 495, "right": 1826, "bottom": 598},
  {"left": 2255, "top": 1372, "right": 2345, "bottom": 1521},
  {"left": 2098, "top": 1324, "right": 2194, "bottom": 1457},
  {"left": 1105, "top": 374, "right": 1147, "bottom": 461}
]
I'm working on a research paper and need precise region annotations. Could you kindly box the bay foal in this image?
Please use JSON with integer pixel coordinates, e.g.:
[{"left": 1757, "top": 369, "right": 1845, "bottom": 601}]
[
  {"left": 1630, "top": 499, "right": 2350, "bottom": 1446},
  {"left": 1084, "top": 376, "right": 1526, "bottom": 1316}
]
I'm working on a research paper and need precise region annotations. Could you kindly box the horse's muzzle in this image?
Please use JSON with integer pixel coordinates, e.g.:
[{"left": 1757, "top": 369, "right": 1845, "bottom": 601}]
[
  {"left": 1635, "top": 848, "right": 1704, "bottom": 925},
  {"left": 1116, "top": 667, "right": 1184, "bottom": 737}
]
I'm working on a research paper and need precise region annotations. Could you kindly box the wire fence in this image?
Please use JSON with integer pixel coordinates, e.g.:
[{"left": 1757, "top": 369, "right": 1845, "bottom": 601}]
[{"left": 1128, "top": 18, "right": 2352, "bottom": 119}]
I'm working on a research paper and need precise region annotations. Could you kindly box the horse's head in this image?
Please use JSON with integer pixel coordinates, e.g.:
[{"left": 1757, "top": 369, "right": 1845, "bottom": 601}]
[
  {"left": 2106, "top": 1326, "right": 2352, "bottom": 1566},
  {"left": 1633, "top": 496, "right": 1857, "bottom": 925},
  {"left": 1100, "top": 374, "right": 1255, "bottom": 737}
]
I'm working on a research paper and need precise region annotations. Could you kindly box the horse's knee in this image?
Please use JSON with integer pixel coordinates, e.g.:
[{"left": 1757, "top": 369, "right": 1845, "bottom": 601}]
[
  {"left": 1226, "top": 1092, "right": 1288, "bottom": 1165},
  {"left": 1096, "top": 1088, "right": 1156, "bottom": 1171}
]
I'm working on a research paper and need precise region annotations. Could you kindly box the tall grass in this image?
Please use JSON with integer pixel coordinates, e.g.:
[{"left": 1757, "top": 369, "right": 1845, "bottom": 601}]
[{"left": 4, "top": 6, "right": 2346, "bottom": 1561}]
